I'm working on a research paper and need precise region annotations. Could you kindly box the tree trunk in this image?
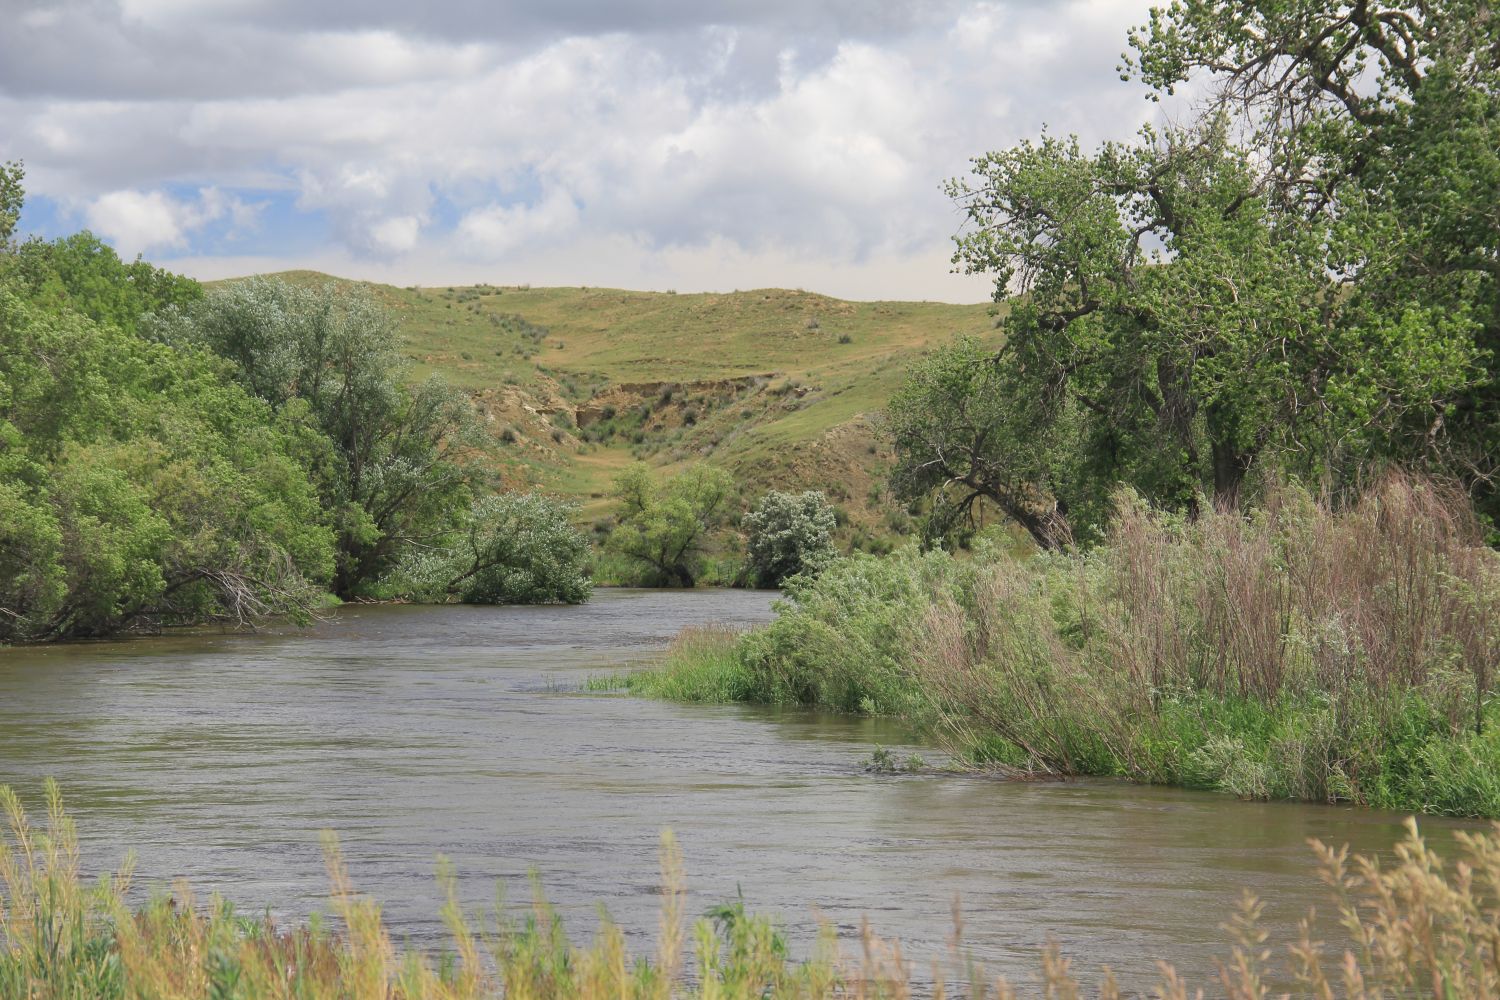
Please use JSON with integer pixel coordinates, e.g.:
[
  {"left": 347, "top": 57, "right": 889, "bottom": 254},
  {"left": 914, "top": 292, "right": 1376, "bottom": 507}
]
[
  {"left": 1004, "top": 496, "right": 1074, "bottom": 552},
  {"left": 1211, "top": 439, "right": 1252, "bottom": 511}
]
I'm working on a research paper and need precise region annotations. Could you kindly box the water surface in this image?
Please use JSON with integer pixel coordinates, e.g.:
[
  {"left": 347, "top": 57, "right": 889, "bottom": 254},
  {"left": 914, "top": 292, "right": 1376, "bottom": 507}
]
[{"left": 0, "top": 590, "right": 1476, "bottom": 990}]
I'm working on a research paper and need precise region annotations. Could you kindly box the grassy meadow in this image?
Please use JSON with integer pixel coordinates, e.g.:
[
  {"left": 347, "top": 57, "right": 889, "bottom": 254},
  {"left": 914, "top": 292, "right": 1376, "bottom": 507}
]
[{"left": 251, "top": 272, "right": 999, "bottom": 538}]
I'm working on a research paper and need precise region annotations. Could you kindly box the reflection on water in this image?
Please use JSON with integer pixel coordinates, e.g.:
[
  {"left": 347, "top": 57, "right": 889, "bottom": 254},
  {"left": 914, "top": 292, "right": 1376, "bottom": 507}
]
[{"left": 0, "top": 589, "right": 1477, "bottom": 989}]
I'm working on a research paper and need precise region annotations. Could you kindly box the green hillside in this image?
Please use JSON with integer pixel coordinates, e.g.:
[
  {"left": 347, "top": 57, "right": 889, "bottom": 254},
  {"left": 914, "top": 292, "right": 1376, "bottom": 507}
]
[{"left": 243, "top": 273, "right": 1002, "bottom": 544}]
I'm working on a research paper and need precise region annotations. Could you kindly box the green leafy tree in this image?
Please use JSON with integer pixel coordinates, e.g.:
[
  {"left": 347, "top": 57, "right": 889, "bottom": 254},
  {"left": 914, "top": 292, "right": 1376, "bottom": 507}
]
[
  {"left": 157, "top": 277, "right": 484, "bottom": 595},
  {"left": 743, "top": 490, "right": 838, "bottom": 587},
  {"left": 390, "top": 493, "right": 592, "bottom": 605},
  {"left": 898, "top": 1, "right": 1497, "bottom": 547},
  {"left": 1123, "top": 0, "right": 1500, "bottom": 519},
  {"left": 0, "top": 269, "right": 335, "bottom": 640},
  {"left": 607, "top": 463, "right": 735, "bottom": 587},
  {"left": 888, "top": 337, "right": 1081, "bottom": 549}
]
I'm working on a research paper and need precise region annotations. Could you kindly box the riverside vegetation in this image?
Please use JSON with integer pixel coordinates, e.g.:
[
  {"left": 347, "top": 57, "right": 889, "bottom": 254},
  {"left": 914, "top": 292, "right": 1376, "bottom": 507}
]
[
  {"left": 7, "top": 781, "right": 1500, "bottom": 1000},
  {"left": 620, "top": 474, "right": 1500, "bottom": 817},
  {"left": 618, "top": 0, "right": 1500, "bottom": 817},
  {"left": 0, "top": 166, "right": 594, "bottom": 642},
  {"left": 0, "top": 161, "right": 851, "bottom": 633}
]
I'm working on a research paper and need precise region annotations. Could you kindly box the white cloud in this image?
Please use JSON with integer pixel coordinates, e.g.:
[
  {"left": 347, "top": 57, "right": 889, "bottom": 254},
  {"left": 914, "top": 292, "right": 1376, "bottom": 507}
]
[
  {"left": 369, "top": 214, "right": 421, "bottom": 254},
  {"left": 458, "top": 188, "right": 581, "bottom": 256},
  {"left": 294, "top": 30, "right": 493, "bottom": 84},
  {"left": 7, "top": 0, "right": 1168, "bottom": 300},
  {"left": 86, "top": 190, "right": 188, "bottom": 254},
  {"left": 83, "top": 186, "right": 258, "bottom": 257}
]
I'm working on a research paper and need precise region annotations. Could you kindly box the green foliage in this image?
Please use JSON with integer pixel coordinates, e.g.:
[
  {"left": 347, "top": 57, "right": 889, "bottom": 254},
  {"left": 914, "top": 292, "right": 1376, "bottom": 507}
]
[
  {"left": 615, "top": 626, "right": 759, "bottom": 702},
  {"left": 742, "top": 490, "right": 837, "bottom": 587},
  {"left": 158, "top": 277, "right": 484, "bottom": 595},
  {"left": 627, "top": 476, "right": 1500, "bottom": 816},
  {"left": 864, "top": 746, "right": 924, "bottom": 774},
  {"left": 0, "top": 161, "right": 21, "bottom": 245},
  {"left": 888, "top": 337, "right": 1080, "bottom": 548},
  {"left": 735, "top": 548, "right": 975, "bottom": 716},
  {"left": 1120, "top": 0, "right": 1500, "bottom": 522},
  {"left": 904, "top": 2, "right": 1499, "bottom": 546},
  {"left": 389, "top": 492, "right": 592, "bottom": 605},
  {"left": 616, "top": 547, "right": 964, "bottom": 712},
  {"left": 10, "top": 231, "right": 202, "bottom": 335},
  {"left": 605, "top": 463, "right": 735, "bottom": 587},
  {"left": 0, "top": 239, "right": 335, "bottom": 641}
]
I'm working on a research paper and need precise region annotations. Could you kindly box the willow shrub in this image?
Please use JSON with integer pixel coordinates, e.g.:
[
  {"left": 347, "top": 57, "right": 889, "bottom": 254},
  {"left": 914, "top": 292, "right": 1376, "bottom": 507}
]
[{"left": 386, "top": 493, "right": 592, "bottom": 605}]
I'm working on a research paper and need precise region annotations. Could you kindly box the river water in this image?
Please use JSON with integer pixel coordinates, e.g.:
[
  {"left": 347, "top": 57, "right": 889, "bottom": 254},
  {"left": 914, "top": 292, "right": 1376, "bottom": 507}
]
[{"left": 0, "top": 589, "right": 1478, "bottom": 991}]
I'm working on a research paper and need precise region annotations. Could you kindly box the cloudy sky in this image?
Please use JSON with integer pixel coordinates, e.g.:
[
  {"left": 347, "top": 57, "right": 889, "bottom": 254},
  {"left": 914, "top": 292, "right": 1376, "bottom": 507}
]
[{"left": 3, "top": 0, "right": 1163, "bottom": 302}]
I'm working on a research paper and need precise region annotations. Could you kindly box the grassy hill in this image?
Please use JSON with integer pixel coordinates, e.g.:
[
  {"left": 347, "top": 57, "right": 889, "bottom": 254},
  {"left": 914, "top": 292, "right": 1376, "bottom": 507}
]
[{"left": 246, "top": 273, "right": 1003, "bottom": 548}]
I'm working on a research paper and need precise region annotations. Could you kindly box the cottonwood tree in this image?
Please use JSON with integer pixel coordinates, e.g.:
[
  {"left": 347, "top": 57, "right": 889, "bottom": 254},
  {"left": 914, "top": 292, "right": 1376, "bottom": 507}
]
[
  {"left": 1126, "top": 0, "right": 1500, "bottom": 521},
  {"left": 893, "top": 0, "right": 1497, "bottom": 547}
]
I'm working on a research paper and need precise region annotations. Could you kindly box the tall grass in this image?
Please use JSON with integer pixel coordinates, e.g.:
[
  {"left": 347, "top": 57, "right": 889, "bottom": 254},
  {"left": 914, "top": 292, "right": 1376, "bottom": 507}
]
[
  {"left": 6, "top": 783, "right": 1500, "bottom": 998},
  {"left": 624, "top": 474, "right": 1500, "bottom": 816},
  {"left": 615, "top": 626, "right": 760, "bottom": 702}
]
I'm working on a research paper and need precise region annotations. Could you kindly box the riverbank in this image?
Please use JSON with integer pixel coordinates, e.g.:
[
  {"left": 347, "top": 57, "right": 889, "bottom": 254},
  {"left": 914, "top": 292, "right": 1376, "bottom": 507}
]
[
  {"left": 615, "top": 476, "right": 1500, "bottom": 818},
  {"left": 4, "top": 781, "right": 1498, "bottom": 999},
  {"left": 22, "top": 590, "right": 1439, "bottom": 987}
]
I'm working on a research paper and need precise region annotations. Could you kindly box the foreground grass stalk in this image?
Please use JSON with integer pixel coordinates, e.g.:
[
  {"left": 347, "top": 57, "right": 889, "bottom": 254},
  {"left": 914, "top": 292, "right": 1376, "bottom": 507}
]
[{"left": 5, "top": 786, "right": 1500, "bottom": 998}]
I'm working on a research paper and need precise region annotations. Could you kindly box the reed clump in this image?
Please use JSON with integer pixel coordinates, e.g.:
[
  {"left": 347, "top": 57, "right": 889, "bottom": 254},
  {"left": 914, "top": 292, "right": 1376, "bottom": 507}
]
[
  {"left": 6, "top": 784, "right": 1500, "bottom": 998},
  {"left": 620, "top": 626, "right": 757, "bottom": 702},
  {"left": 626, "top": 473, "right": 1500, "bottom": 816}
]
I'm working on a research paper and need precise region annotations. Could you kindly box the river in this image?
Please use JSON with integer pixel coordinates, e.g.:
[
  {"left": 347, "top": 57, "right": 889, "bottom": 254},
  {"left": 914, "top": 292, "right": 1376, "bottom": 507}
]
[{"left": 0, "top": 589, "right": 1477, "bottom": 991}]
